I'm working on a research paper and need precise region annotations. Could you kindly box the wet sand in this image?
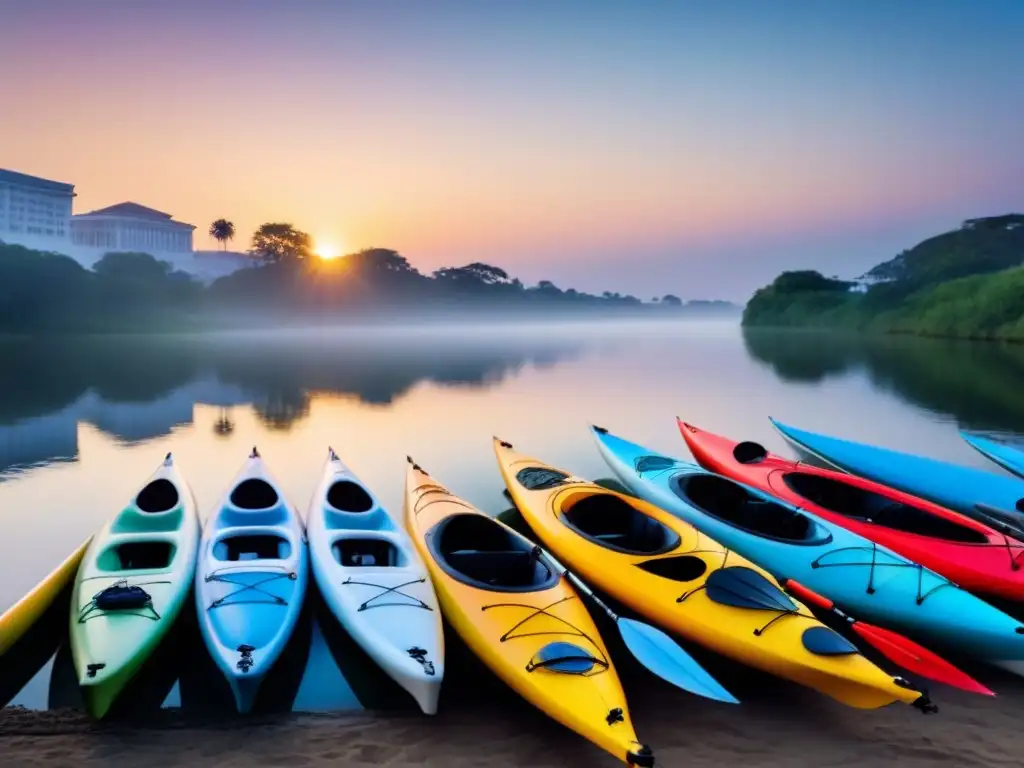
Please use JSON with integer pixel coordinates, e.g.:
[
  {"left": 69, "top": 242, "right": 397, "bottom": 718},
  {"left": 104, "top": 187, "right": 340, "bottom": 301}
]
[{"left": 3, "top": 653, "right": 1022, "bottom": 768}]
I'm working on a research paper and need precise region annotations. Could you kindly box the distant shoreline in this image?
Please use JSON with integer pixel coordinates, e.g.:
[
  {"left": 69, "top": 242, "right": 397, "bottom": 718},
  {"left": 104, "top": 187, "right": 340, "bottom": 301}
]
[{"left": 1, "top": 240, "right": 738, "bottom": 335}]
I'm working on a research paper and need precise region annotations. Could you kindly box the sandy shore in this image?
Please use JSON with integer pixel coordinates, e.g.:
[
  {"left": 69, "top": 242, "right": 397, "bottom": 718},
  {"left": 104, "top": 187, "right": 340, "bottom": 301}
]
[{"left": 4, "top": 652, "right": 1023, "bottom": 768}]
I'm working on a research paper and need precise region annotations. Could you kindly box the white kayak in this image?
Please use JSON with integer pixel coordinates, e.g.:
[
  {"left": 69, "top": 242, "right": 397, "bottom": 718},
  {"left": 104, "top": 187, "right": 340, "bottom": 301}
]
[
  {"left": 70, "top": 453, "right": 200, "bottom": 719},
  {"left": 195, "top": 448, "right": 309, "bottom": 713},
  {"left": 307, "top": 448, "right": 444, "bottom": 714}
]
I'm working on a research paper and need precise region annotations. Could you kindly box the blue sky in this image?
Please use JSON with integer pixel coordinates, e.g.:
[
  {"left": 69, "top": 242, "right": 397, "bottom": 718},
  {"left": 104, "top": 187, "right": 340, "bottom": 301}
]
[{"left": 2, "top": 0, "right": 1022, "bottom": 299}]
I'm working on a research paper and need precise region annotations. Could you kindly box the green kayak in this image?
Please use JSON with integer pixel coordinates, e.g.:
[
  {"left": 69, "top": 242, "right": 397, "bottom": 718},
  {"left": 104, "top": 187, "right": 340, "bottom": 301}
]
[{"left": 70, "top": 453, "right": 200, "bottom": 718}]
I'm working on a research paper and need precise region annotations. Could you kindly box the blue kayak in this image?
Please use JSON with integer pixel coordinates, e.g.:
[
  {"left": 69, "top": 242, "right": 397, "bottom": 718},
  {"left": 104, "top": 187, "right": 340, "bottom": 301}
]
[
  {"left": 590, "top": 425, "right": 1024, "bottom": 676},
  {"left": 196, "top": 449, "right": 309, "bottom": 713},
  {"left": 962, "top": 432, "right": 1024, "bottom": 480},
  {"left": 771, "top": 418, "right": 1024, "bottom": 532}
]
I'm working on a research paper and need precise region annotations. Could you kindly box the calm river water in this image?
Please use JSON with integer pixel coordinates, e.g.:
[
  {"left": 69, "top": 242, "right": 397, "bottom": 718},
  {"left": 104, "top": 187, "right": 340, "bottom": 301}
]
[{"left": 3, "top": 318, "right": 1024, "bottom": 714}]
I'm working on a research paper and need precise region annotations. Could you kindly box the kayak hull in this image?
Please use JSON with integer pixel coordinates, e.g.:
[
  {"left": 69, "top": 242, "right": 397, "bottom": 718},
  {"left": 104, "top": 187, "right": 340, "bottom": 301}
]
[
  {"left": 403, "top": 460, "right": 651, "bottom": 767},
  {"left": 195, "top": 452, "right": 308, "bottom": 714},
  {"left": 495, "top": 437, "right": 923, "bottom": 711},
  {"left": 70, "top": 455, "right": 200, "bottom": 719},
  {"left": 591, "top": 426, "right": 1024, "bottom": 674},
  {"left": 962, "top": 432, "right": 1024, "bottom": 480},
  {"left": 308, "top": 451, "right": 444, "bottom": 715},
  {"left": 771, "top": 418, "right": 1024, "bottom": 530},
  {"left": 1, "top": 538, "right": 90, "bottom": 658},
  {"left": 681, "top": 421, "right": 1024, "bottom": 603}
]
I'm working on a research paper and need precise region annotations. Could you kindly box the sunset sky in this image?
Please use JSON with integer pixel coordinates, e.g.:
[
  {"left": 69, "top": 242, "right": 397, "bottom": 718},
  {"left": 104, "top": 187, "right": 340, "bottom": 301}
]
[{"left": 2, "top": 1, "right": 1022, "bottom": 299}]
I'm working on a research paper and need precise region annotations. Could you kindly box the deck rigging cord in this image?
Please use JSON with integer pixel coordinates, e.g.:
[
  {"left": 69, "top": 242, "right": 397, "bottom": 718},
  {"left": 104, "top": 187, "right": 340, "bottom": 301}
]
[{"left": 204, "top": 565, "right": 297, "bottom": 609}]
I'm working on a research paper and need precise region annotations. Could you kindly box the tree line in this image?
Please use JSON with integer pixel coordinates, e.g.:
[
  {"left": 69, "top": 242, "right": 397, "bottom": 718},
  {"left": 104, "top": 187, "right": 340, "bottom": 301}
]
[{"left": 0, "top": 220, "right": 724, "bottom": 333}]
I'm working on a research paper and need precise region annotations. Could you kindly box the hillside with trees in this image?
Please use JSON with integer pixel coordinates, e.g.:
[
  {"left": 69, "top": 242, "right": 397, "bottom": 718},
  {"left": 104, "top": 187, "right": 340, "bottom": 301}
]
[
  {"left": 0, "top": 223, "right": 736, "bottom": 334},
  {"left": 743, "top": 215, "right": 1024, "bottom": 341}
]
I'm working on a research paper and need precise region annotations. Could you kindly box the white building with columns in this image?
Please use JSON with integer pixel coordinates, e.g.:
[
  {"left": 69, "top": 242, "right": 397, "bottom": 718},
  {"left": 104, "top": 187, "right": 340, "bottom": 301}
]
[
  {"left": 71, "top": 202, "right": 195, "bottom": 253},
  {"left": 0, "top": 168, "right": 76, "bottom": 248},
  {"left": 1, "top": 166, "right": 254, "bottom": 283}
]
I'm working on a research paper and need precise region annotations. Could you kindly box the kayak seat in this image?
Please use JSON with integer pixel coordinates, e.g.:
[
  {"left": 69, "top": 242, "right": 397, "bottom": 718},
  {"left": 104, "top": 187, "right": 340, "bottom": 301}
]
[
  {"left": 214, "top": 534, "right": 291, "bottom": 561},
  {"left": 334, "top": 538, "right": 405, "bottom": 568},
  {"left": 427, "top": 513, "right": 558, "bottom": 593},
  {"left": 676, "top": 474, "right": 832, "bottom": 546},
  {"left": 561, "top": 493, "right": 680, "bottom": 556},
  {"left": 98, "top": 541, "right": 175, "bottom": 571},
  {"left": 447, "top": 550, "right": 537, "bottom": 587},
  {"left": 135, "top": 479, "right": 179, "bottom": 514},
  {"left": 782, "top": 472, "right": 988, "bottom": 544}
]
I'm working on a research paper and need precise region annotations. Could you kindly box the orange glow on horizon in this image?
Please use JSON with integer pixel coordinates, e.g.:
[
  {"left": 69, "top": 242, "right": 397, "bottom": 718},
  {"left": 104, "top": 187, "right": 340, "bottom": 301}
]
[{"left": 314, "top": 243, "right": 340, "bottom": 261}]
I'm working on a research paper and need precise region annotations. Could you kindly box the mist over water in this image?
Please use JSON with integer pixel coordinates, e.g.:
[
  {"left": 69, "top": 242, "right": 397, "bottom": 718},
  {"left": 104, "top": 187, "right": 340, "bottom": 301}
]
[{"left": 3, "top": 317, "right": 1024, "bottom": 711}]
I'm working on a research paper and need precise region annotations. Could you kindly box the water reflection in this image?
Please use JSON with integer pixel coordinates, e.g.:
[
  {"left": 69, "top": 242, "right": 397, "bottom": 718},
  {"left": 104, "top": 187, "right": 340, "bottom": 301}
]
[
  {"left": 0, "top": 331, "right": 584, "bottom": 476},
  {"left": 743, "top": 329, "right": 1024, "bottom": 434},
  {"left": 8, "top": 319, "right": 1024, "bottom": 716}
]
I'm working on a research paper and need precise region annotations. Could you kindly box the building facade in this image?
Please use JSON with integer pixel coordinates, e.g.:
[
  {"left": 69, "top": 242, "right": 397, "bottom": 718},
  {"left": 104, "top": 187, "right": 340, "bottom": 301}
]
[
  {"left": 71, "top": 202, "right": 195, "bottom": 252},
  {"left": 0, "top": 168, "right": 75, "bottom": 244}
]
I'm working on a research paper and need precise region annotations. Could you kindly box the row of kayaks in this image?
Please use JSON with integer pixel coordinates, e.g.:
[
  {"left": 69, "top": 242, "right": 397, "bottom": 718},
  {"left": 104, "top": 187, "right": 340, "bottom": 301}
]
[
  {"left": 4, "top": 423, "right": 1024, "bottom": 766},
  {"left": 1, "top": 449, "right": 443, "bottom": 722}
]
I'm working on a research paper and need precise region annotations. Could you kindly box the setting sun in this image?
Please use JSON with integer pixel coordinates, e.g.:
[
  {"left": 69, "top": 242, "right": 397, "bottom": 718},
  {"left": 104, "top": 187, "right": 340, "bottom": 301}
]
[{"left": 314, "top": 243, "right": 340, "bottom": 260}]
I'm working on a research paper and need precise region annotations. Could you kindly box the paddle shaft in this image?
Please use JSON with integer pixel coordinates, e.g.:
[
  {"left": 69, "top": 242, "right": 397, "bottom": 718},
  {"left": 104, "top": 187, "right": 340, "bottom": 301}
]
[{"left": 539, "top": 548, "right": 621, "bottom": 622}]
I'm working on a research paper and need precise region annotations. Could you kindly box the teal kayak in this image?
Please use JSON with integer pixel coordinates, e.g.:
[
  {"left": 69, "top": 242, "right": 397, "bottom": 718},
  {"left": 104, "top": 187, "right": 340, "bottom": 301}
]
[
  {"left": 590, "top": 425, "right": 1024, "bottom": 676},
  {"left": 962, "top": 433, "right": 1024, "bottom": 480},
  {"left": 70, "top": 453, "right": 200, "bottom": 719},
  {"left": 771, "top": 419, "right": 1024, "bottom": 533}
]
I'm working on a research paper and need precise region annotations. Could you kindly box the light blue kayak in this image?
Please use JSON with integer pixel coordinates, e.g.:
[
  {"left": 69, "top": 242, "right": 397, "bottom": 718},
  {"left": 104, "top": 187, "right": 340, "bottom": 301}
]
[
  {"left": 195, "top": 448, "right": 309, "bottom": 713},
  {"left": 771, "top": 419, "right": 1024, "bottom": 532},
  {"left": 962, "top": 432, "right": 1024, "bottom": 480},
  {"left": 590, "top": 425, "right": 1024, "bottom": 675}
]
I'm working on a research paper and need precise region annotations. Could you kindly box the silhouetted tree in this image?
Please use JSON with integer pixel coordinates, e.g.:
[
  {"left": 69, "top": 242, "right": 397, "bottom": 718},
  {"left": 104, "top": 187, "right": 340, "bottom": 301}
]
[
  {"left": 209, "top": 219, "right": 236, "bottom": 251},
  {"left": 661, "top": 294, "right": 682, "bottom": 306},
  {"left": 348, "top": 248, "right": 417, "bottom": 274},
  {"left": 433, "top": 262, "right": 512, "bottom": 286},
  {"left": 533, "top": 280, "right": 562, "bottom": 297},
  {"left": 250, "top": 223, "right": 312, "bottom": 263}
]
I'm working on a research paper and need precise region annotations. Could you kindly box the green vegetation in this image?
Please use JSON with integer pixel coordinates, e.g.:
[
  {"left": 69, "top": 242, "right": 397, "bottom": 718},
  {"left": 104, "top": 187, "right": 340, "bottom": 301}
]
[
  {"left": 743, "top": 214, "right": 1024, "bottom": 341},
  {"left": 0, "top": 244, "right": 201, "bottom": 333},
  {"left": 0, "top": 223, "right": 734, "bottom": 334}
]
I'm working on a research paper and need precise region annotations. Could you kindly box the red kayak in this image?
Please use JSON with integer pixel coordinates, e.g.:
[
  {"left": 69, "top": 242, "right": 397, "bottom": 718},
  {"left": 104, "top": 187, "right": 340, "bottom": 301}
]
[{"left": 678, "top": 419, "right": 1024, "bottom": 603}]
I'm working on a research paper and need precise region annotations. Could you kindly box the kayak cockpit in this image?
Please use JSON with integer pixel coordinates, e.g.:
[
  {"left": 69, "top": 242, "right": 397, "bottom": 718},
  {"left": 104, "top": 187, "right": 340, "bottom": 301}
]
[
  {"left": 675, "top": 473, "right": 833, "bottom": 546},
  {"left": 560, "top": 492, "right": 680, "bottom": 555},
  {"left": 96, "top": 540, "right": 175, "bottom": 571},
  {"left": 781, "top": 472, "right": 989, "bottom": 544},
  {"left": 231, "top": 479, "right": 279, "bottom": 510},
  {"left": 214, "top": 534, "right": 291, "bottom": 561},
  {"left": 327, "top": 480, "right": 374, "bottom": 514},
  {"left": 333, "top": 537, "right": 406, "bottom": 568},
  {"left": 428, "top": 513, "right": 557, "bottom": 592},
  {"left": 135, "top": 479, "right": 179, "bottom": 514}
]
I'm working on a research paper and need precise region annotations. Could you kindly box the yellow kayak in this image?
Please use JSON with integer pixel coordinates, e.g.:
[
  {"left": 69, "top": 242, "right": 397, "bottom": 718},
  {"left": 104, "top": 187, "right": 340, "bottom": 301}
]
[
  {"left": 404, "top": 458, "right": 654, "bottom": 767},
  {"left": 1, "top": 538, "right": 91, "bottom": 657},
  {"left": 493, "top": 438, "right": 928, "bottom": 711}
]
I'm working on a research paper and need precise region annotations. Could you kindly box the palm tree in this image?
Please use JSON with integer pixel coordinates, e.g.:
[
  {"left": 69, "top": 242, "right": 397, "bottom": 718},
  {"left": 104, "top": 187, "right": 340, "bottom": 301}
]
[{"left": 209, "top": 219, "right": 236, "bottom": 251}]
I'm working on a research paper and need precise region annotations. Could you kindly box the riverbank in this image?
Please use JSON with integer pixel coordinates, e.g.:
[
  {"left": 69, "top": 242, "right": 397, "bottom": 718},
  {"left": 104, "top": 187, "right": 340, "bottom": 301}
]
[
  {"left": 743, "top": 264, "right": 1024, "bottom": 342},
  {"left": 743, "top": 214, "right": 1024, "bottom": 343},
  {"left": 3, "top": 657, "right": 1022, "bottom": 768}
]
